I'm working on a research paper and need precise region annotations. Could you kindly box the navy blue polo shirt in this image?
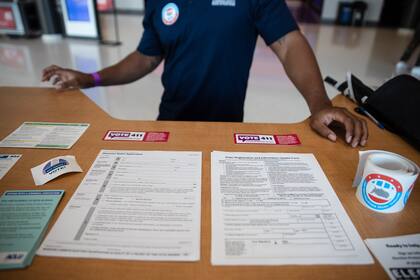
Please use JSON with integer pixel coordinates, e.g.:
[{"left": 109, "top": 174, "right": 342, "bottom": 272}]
[{"left": 138, "top": 0, "right": 298, "bottom": 122}]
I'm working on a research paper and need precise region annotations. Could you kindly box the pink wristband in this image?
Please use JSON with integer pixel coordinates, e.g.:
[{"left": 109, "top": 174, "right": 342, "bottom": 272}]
[{"left": 91, "top": 72, "right": 101, "bottom": 87}]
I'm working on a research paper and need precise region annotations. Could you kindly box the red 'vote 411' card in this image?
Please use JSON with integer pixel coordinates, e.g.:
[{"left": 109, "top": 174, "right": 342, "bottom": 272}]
[
  {"left": 103, "top": 131, "right": 169, "bottom": 142},
  {"left": 234, "top": 133, "right": 301, "bottom": 145}
]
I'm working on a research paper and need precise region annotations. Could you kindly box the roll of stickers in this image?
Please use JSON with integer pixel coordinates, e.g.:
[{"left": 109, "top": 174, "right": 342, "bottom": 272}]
[{"left": 353, "top": 150, "right": 419, "bottom": 213}]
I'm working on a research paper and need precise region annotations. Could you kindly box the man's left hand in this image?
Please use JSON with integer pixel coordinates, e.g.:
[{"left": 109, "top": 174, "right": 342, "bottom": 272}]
[{"left": 310, "top": 107, "right": 368, "bottom": 148}]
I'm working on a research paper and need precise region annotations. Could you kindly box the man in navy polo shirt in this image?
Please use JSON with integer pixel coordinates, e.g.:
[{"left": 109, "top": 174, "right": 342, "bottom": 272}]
[{"left": 43, "top": 0, "right": 368, "bottom": 148}]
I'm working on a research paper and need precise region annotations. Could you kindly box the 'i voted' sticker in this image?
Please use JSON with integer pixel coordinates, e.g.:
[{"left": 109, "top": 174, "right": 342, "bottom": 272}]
[
  {"left": 31, "top": 156, "right": 82, "bottom": 186},
  {"left": 361, "top": 173, "right": 403, "bottom": 211},
  {"left": 162, "top": 3, "right": 179, "bottom": 26}
]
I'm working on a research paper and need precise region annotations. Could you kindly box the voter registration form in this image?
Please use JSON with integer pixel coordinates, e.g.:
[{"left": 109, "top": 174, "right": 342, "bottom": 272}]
[
  {"left": 211, "top": 151, "right": 373, "bottom": 265},
  {"left": 39, "top": 150, "right": 202, "bottom": 261}
]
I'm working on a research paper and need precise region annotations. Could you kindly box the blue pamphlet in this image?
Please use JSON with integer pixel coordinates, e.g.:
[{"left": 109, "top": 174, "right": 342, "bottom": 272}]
[{"left": 0, "top": 190, "right": 64, "bottom": 270}]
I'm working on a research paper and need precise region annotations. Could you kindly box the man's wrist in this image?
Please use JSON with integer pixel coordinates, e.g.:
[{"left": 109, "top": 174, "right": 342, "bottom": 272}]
[
  {"left": 91, "top": 72, "right": 101, "bottom": 87},
  {"left": 78, "top": 73, "right": 95, "bottom": 88},
  {"left": 309, "top": 100, "right": 333, "bottom": 115}
]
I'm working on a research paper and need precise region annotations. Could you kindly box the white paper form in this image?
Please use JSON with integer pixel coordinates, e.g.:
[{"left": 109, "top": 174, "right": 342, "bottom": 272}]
[
  {"left": 38, "top": 150, "right": 202, "bottom": 261},
  {"left": 0, "top": 154, "right": 21, "bottom": 180},
  {"left": 0, "top": 122, "right": 89, "bottom": 149},
  {"left": 211, "top": 151, "right": 373, "bottom": 265},
  {"left": 365, "top": 234, "right": 420, "bottom": 280}
]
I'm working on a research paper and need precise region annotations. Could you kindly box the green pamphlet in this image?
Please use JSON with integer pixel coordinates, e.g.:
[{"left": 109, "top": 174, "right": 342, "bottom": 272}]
[{"left": 0, "top": 190, "right": 64, "bottom": 269}]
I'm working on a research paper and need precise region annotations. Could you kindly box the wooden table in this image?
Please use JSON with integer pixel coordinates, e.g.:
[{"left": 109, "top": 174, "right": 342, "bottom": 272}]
[{"left": 0, "top": 87, "right": 419, "bottom": 280}]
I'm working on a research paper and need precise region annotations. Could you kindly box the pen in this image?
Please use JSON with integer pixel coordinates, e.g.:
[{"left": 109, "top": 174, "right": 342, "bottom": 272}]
[{"left": 354, "top": 107, "right": 385, "bottom": 129}]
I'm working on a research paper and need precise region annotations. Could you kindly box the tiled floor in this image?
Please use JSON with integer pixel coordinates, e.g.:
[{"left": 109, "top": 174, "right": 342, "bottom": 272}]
[{"left": 0, "top": 14, "right": 414, "bottom": 123}]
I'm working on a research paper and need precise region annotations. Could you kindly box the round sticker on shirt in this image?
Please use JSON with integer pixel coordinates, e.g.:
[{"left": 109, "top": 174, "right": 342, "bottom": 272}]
[{"left": 162, "top": 3, "right": 179, "bottom": 26}]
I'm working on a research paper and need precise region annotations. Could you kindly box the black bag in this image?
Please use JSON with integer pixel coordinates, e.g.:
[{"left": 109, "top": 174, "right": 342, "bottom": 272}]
[{"left": 325, "top": 73, "right": 420, "bottom": 150}]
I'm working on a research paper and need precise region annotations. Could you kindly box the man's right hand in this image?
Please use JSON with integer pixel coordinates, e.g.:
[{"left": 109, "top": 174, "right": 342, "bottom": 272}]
[{"left": 42, "top": 65, "right": 94, "bottom": 90}]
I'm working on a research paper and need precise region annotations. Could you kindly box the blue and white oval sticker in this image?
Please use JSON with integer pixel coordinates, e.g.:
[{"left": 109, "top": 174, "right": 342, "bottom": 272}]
[{"left": 162, "top": 3, "right": 179, "bottom": 26}]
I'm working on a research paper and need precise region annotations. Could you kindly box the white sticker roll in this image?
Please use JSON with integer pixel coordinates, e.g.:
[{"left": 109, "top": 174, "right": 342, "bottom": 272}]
[{"left": 353, "top": 150, "right": 419, "bottom": 213}]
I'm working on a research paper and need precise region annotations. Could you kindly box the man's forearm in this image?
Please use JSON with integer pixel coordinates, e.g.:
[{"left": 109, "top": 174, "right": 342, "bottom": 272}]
[
  {"left": 270, "top": 31, "right": 332, "bottom": 114},
  {"left": 270, "top": 31, "right": 368, "bottom": 147},
  {"left": 95, "top": 51, "right": 162, "bottom": 87}
]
